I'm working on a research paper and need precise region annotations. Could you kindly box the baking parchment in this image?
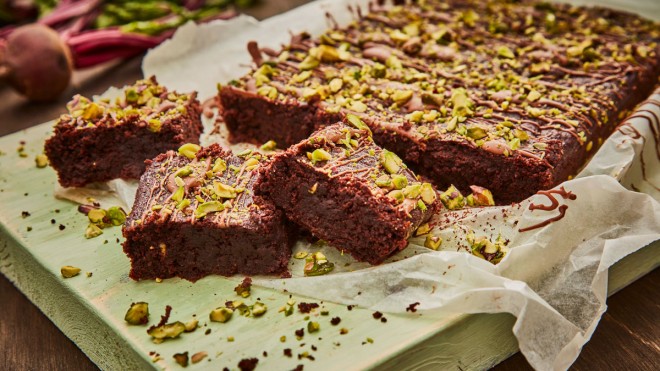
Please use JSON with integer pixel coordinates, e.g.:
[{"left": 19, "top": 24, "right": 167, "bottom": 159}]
[{"left": 55, "top": 1, "right": 660, "bottom": 370}]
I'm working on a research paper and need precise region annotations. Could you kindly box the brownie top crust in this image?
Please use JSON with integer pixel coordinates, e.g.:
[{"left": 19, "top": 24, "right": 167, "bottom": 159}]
[
  {"left": 227, "top": 0, "right": 659, "bottom": 168},
  {"left": 55, "top": 76, "right": 197, "bottom": 133},
  {"left": 127, "top": 144, "right": 275, "bottom": 229},
  {"left": 286, "top": 116, "right": 438, "bottom": 214}
]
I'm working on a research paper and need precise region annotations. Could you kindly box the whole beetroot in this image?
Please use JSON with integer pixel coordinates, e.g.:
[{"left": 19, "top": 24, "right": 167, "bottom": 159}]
[{"left": 0, "top": 24, "right": 73, "bottom": 102}]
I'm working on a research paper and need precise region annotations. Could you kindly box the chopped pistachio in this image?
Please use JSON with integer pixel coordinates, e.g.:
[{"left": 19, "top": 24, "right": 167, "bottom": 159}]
[
  {"left": 440, "top": 185, "right": 466, "bottom": 210},
  {"left": 417, "top": 199, "right": 427, "bottom": 211},
  {"left": 82, "top": 102, "right": 104, "bottom": 120},
  {"left": 391, "top": 175, "right": 408, "bottom": 190},
  {"left": 85, "top": 223, "right": 103, "bottom": 239},
  {"left": 308, "top": 182, "right": 318, "bottom": 194},
  {"left": 348, "top": 101, "right": 368, "bottom": 113},
  {"left": 386, "top": 55, "right": 403, "bottom": 69},
  {"left": 311, "top": 149, "right": 332, "bottom": 164},
  {"left": 526, "top": 90, "right": 542, "bottom": 102},
  {"left": 185, "top": 319, "right": 199, "bottom": 332},
  {"left": 513, "top": 129, "right": 529, "bottom": 141},
  {"left": 304, "top": 252, "right": 335, "bottom": 276},
  {"left": 212, "top": 158, "right": 227, "bottom": 174},
  {"left": 387, "top": 190, "right": 405, "bottom": 204},
  {"left": 171, "top": 186, "right": 184, "bottom": 203},
  {"left": 466, "top": 126, "right": 487, "bottom": 140},
  {"left": 307, "top": 321, "right": 321, "bottom": 333},
  {"left": 420, "top": 183, "right": 437, "bottom": 205},
  {"left": 35, "top": 154, "right": 49, "bottom": 168},
  {"left": 195, "top": 201, "right": 224, "bottom": 219},
  {"left": 213, "top": 181, "right": 237, "bottom": 199},
  {"left": 446, "top": 116, "right": 458, "bottom": 131},
  {"left": 469, "top": 186, "right": 495, "bottom": 206},
  {"left": 244, "top": 157, "right": 259, "bottom": 171},
  {"left": 61, "top": 265, "right": 81, "bottom": 278},
  {"left": 403, "top": 184, "right": 422, "bottom": 198},
  {"left": 174, "top": 166, "right": 193, "bottom": 178},
  {"left": 416, "top": 223, "right": 431, "bottom": 236},
  {"left": 88, "top": 208, "right": 106, "bottom": 223},
  {"left": 497, "top": 46, "right": 515, "bottom": 59},
  {"left": 451, "top": 88, "right": 473, "bottom": 117},
  {"left": 147, "top": 119, "right": 161, "bottom": 133},
  {"left": 252, "top": 302, "right": 267, "bottom": 317},
  {"left": 176, "top": 199, "right": 191, "bottom": 210},
  {"left": 210, "top": 307, "right": 233, "bottom": 323},
  {"left": 260, "top": 140, "right": 277, "bottom": 151},
  {"left": 375, "top": 175, "right": 392, "bottom": 188},
  {"left": 124, "top": 302, "right": 149, "bottom": 325},
  {"left": 392, "top": 90, "right": 413, "bottom": 106},
  {"left": 329, "top": 78, "right": 344, "bottom": 93},
  {"left": 294, "top": 251, "right": 309, "bottom": 259},
  {"left": 345, "top": 114, "right": 370, "bottom": 132},
  {"left": 313, "top": 45, "right": 341, "bottom": 62},
  {"left": 174, "top": 176, "right": 185, "bottom": 188},
  {"left": 533, "top": 142, "right": 548, "bottom": 150},
  {"left": 380, "top": 150, "right": 402, "bottom": 174},
  {"left": 107, "top": 206, "right": 126, "bottom": 226},
  {"left": 178, "top": 143, "right": 201, "bottom": 159},
  {"left": 424, "top": 235, "right": 443, "bottom": 250},
  {"left": 299, "top": 55, "right": 320, "bottom": 70},
  {"left": 147, "top": 322, "right": 186, "bottom": 341}
]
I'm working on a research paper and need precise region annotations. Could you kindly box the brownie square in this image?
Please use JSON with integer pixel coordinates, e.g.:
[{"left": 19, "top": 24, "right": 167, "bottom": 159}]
[
  {"left": 45, "top": 76, "right": 203, "bottom": 187},
  {"left": 255, "top": 117, "right": 441, "bottom": 265},
  {"left": 122, "top": 144, "right": 294, "bottom": 281}
]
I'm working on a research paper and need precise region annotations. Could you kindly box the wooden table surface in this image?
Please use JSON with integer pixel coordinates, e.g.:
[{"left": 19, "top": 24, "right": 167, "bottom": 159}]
[{"left": 0, "top": 1, "right": 658, "bottom": 370}]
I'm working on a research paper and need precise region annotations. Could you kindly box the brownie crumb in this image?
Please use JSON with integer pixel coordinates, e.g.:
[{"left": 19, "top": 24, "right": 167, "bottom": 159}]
[
  {"left": 347, "top": 305, "right": 354, "bottom": 311},
  {"left": 27, "top": 226, "right": 32, "bottom": 232},
  {"left": 330, "top": 317, "right": 341, "bottom": 326},
  {"left": 51, "top": 219, "right": 56, "bottom": 224},
  {"left": 297, "top": 302, "right": 319, "bottom": 314},
  {"left": 173, "top": 352, "right": 189, "bottom": 367},
  {"left": 21, "top": 211, "right": 30, "bottom": 218},
  {"left": 311, "top": 345, "right": 317, "bottom": 351},
  {"left": 284, "top": 348, "right": 293, "bottom": 357},
  {"left": 59, "top": 224, "right": 66, "bottom": 230},
  {"left": 380, "top": 317, "right": 387, "bottom": 323},
  {"left": 406, "top": 302, "right": 421, "bottom": 313},
  {"left": 147, "top": 305, "right": 172, "bottom": 333},
  {"left": 234, "top": 277, "right": 252, "bottom": 298},
  {"left": 372, "top": 311, "right": 383, "bottom": 320},
  {"left": 292, "top": 365, "right": 304, "bottom": 371},
  {"left": 205, "top": 329, "right": 211, "bottom": 335},
  {"left": 238, "top": 358, "right": 258, "bottom": 371},
  {"left": 262, "top": 351, "right": 268, "bottom": 357},
  {"left": 295, "top": 328, "right": 304, "bottom": 338}
]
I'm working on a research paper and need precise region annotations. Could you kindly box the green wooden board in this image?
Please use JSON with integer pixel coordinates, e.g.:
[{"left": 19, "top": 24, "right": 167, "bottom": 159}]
[{"left": 0, "top": 123, "right": 658, "bottom": 370}]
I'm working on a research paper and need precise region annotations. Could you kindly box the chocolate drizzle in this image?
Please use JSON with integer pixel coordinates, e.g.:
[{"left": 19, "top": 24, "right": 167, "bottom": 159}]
[{"left": 519, "top": 186, "right": 576, "bottom": 232}]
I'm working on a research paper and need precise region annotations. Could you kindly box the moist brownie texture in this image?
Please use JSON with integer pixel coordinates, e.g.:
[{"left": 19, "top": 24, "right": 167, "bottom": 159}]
[
  {"left": 220, "top": 0, "right": 660, "bottom": 204},
  {"left": 123, "top": 144, "right": 294, "bottom": 281},
  {"left": 255, "top": 117, "right": 440, "bottom": 265},
  {"left": 45, "top": 77, "right": 203, "bottom": 187}
]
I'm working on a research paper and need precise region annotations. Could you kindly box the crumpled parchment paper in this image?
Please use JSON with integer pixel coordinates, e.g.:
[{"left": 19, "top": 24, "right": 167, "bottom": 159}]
[{"left": 55, "top": 1, "right": 660, "bottom": 369}]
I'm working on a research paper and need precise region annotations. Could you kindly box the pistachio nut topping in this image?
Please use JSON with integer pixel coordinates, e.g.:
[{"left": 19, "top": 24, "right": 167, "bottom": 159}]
[{"left": 124, "top": 302, "right": 150, "bottom": 325}]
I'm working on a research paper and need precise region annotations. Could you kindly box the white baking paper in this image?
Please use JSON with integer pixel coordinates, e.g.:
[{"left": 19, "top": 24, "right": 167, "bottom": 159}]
[{"left": 58, "top": 1, "right": 660, "bottom": 370}]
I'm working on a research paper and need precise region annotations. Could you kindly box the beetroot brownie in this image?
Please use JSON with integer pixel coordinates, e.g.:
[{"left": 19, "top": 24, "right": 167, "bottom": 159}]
[
  {"left": 122, "top": 144, "right": 294, "bottom": 281},
  {"left": 220, "top": 0, "right": 660, "bottom": 204},
  {"left": 255, "top": 116, "right": 440, "bottom": 265},
  {"left": 45, "top": 76, "right": 203, "bottom": 187}
]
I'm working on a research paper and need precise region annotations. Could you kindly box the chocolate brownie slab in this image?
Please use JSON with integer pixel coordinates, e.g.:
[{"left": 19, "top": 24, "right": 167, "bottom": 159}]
[
  {"left": 220, "top": 0, "right": 660, "bottom": 203},
  {"left": 123, "top": 144, "right": 293, "bottom": 281},
  {"left": 45, "top": 77, "right": 203, "bottom": 187}
]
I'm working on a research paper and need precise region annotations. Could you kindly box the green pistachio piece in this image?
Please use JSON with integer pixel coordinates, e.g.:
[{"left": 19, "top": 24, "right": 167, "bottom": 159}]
[
  {"left": 466, "top": 126, "right": 488, "bottom": 140},
  {"left": 345, "top": 114, "right": 370, "bottom": 132},
  {"left": 348, "top": 101, "right": 368, "bottom": 113},
  {"left": 178, "top": 143, "right": 201, "bottom": 159},
  {"left": 392, "top": 90, "right": 413, "bottom": 106},
  {"left": 299, "top": 55, "right": 320, "bottom": 70},
  {"left": 260, "top": 140, "right": 277, "bottom": 151},
  {"left": 171, "top": 186, "right": 184, "bottom": 203},
  {"left": 371, "top": 63, "right": 387, "bottom": 78},
  {"left": 174, "top": 166, "right": 193, "bottom": 178},
  {"left": 424, "top": 235, "right": 443, "bottom": 250},
  {"left": 446, "top": 116, "right": 459, "bottom": 132},
  {"left": 212, "top": 158, "right": 227, "bottom": 174},
  {"left": 174, "top": 176, "right": 185, "bottom": 188},
  {"left": 125, "top": 88, "right": 139, "bottom": 104},
  {"left": 195, "top": 201, "right": 225, "bottom": 219},
  {"left": 417, "top": 199, "right": 427, "bottom": 211},
  {"left": 82, "top": 102, "right": 103, "bottom": 120},
  {"left": 375, "top": 175, "right": 392, "bottom": 188},
  {"left": 304, "top": 253, "right": 335, "bottom": 276},
  {"left": 416, "top": 223, "right": 431, "bottom": 236},
  {"left": 35, "top": 154, "right": 49, "bottom": 168},
  {"left": 391, "top": 174, "right": 408, "bottom": 190},
  {"left": 497, "top": 46, "right": 515, "bottom": 59},
  {"left": 526, "top": 90, "right": 542, "bottom": 102},
  {"left": 88, "top": 208, "right": 106, "bottom": 223},
  {"left": 148, "top": 322, "right": 186, "bottom": 341},
  {"left": 257, "top": 85, "right": 278, "bottom": 99},
  {"left": 329, "top": 78, "right": 344, "bottom": 93},
  {"left": 420, "top": 183, "right": 437, "bottom": 205},
  {"left": 380, "top": 150, "right": 402, "bottom": 174},
  {"left": 176, "top": 199, "right": 191, "bottom": 210},
  {"left": 311, "top": 148, "right": 332, "bottom": 164},
  {"left": 252, "top": 302, "right": 267, "bottom": 317},
  {"left": 61, "top": 265, "right": 81, "bottom": 278},
  {"left": 307, "top": 321, "right": 320, "bottom": 333},
  {"left": 387, "top": 189, "right": 405, "bottom": 204},
  {"left": 386, "top": 55, "right": 402, "bottom": 69},
  {"left": 513, "top": 129, "right": 529, "bottom": 141},
  {"left": 451, "top": 88, "right": 474, "bottom": 117},
  {"left": 403, "top": 184, "right": 422, "bottom": 198},
  {"left": 469, "top": 185, "right": 495, "bottom": 206},
  {"left": 244, "top": 157, "right": 260, "bottom": 171},
  {"left": 440, "top": 185, "right": 466, "bottom": 210},
  {"left": 107, "top": 206, "right": 126, "bottom": 226},
  {"left": 124, "top": 302, "right": 149, "bottom": 325},
  {"left": 294, "top": 251, "right": 309, "bottom": 259},
  {"left": 147, "top": 119, "right": 161, "bottom": 133},
  {"left": 313, "top": 44, "right": 341, "bottom": 62},
  {"left": 210, "top": 307, "right": 233, "bottom": 323},
  {"left": 85, "top": 223, "right": 103, "bottom": 239},
  {"left": 213, "top": 181, "right": 237, "bottom": 199}
]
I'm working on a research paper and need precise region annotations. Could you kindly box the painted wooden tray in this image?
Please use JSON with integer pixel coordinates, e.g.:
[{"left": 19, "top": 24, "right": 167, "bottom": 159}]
[{"left": 0, "top": 120, "right": 658, "bottom": 370}]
